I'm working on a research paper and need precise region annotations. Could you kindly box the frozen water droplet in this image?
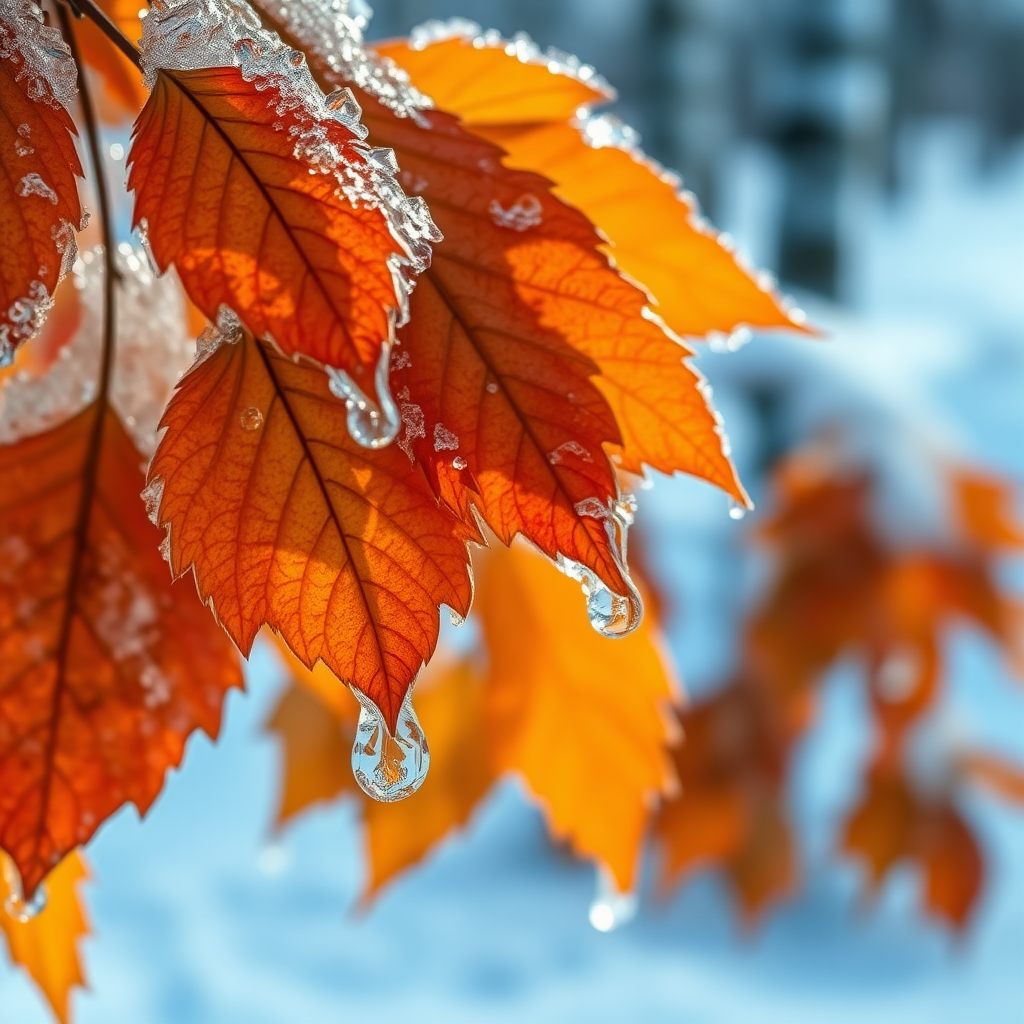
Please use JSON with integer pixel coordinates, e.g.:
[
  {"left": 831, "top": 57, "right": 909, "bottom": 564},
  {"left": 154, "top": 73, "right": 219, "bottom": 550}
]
[
  {"left": 448, "top": 607, "right": 465, "bottom": 627},
  {"left": 17, "top": 173, "right": 57, "bottom": 205},
  {"left": 433, "top": 422, "right": 459, "bottom": 451},
  {"left": 728, "top": 502, "right": 748, "bottom": 521},
  {"left": 558, "top": 496, "right": 644, "bottom": 638},
  {"left": 485, "top": 381, "right": 499, "bottom": 395},
  {"left": 239, "top": 406, "right": 264, "bottom": 431},
  {"left": 350, "top": 687, "right": 429, "bottom": 802},
  {"left": 326, "top": 324, "right": 401, "bottom": 449},
  {"left": 452, "top": 456, "right": 467, "bottom": 471},
  {"left": 2, "top": 859, "right": 47, "bottom": 924},
  {"left": 489, "top": 194, "right": 543, "bottom": 232},
  {"left": 109, "top": 142, "right": 125, "bottom": 161},
  {"left": 588, "top": 866, "right": 636, "bottom": 933}
]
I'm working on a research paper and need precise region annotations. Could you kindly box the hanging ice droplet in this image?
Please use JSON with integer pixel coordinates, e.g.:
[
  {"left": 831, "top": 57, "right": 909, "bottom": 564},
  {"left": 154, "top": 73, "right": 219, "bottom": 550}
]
[
  {"left": 588, "top": 865, "right": 637, "bottom": 933},
  {"left": 326, "top": 320, "right": 401, "bottom": 449},
  {"left": 350, "top": 687, "right": 429, "bottom": 803},
  {"left": 2, "top": 858, "right": 47, "bottom": 923},
  {"left": 558, "top": 495, "right": 643, "bottom": 638},
  {"left": 728, "top": 501, "right": 749, "bottom": 521}
]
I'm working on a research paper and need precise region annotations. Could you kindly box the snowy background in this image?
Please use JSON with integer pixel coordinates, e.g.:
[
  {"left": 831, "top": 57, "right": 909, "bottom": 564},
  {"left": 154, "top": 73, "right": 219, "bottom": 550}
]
[{"left": 3, "top": 1, "right": 1024, "bottom": 1020}]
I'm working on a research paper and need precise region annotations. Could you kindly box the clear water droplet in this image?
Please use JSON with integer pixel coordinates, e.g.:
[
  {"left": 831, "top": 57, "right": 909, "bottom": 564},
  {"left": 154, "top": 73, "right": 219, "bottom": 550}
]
[
  {"left": 558, "top": 495, "right": 644, "bottom": 638},
  {"left": 327, "top": 320, "right": 401, "bottom": 449},
  {"left": 588, "top": 866, "right": 636, "bottom": 933},
  {"left": 239, "top": 406, "right": 264, "bottom": 431},
  {"left": 2, "top": 859, "right": 47, "bottom": 923},
  {"left": 350, "top": 687, "right": 429, "bottom": 802}
]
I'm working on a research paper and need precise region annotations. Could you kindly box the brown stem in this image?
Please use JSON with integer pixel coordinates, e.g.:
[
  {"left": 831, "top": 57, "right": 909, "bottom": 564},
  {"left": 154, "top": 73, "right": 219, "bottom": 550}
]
[{"left": 61, "top": 0, "right": 142, "bottom": 70}]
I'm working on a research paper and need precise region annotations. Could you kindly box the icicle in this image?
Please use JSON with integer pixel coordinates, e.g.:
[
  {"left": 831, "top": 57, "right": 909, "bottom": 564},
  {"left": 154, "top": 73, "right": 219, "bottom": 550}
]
[
  {"left": 588, "top": 865, "right": 637, "bottom": 933},
  {"left": 2, "top": 857, "right": 47, "bottom": 923},
  {"left": 349, "top": 686, "right": 429, "bottom": 803},
  {"left": 557, "top": 495, "right": 643, "bottom": 638},
  {"left": 326, "top": 316, "right": 401, "bottom": 449}
]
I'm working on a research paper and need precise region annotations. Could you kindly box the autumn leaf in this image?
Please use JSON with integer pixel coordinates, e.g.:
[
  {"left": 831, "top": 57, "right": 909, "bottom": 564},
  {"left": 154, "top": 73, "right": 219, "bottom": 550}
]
[
  {"left": 378, "top": 30, "right": 800, "bottom": 340},
  {"left": 267, "top": 679, "right": 356, "bottom": 828},
  {"left": 0, "top": 2, "right": 82, "bottom": 364},
  {"left": 476, "top": 542, "right": 678, "bottom": 892},
  {"left": 842, "top": 765, "right": 984, "bottom": 929},
  {"left": 253, "top": 2, "right": 744, "bottom": 594},
  {"left": 75, "top": 0, "right": 148, "bottom": 121},
  {"left": 374, "top": 28, "right": 795, "bottom": 488},
  {"left": 0, "top": 403, "right": 243, "bottom": 897},
  {"left": 128, "top": 63, "right": 406, "bottom": 376},
  {"left": 0, "top": 849, "right": 89, "bottom": 1024},
  {"left": 655, "top": 680, "right": 803, "bottom": 920},
  {"left": 149, "top": 324, "right": 476, "bottom": 731}
]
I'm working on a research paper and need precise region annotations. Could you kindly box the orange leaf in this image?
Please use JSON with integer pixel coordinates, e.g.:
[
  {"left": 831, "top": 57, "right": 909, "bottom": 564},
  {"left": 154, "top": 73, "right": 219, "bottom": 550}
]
[
  {"left": 0, "top": 403, "right": 243, "bottom": 899},
  {"left": 253, "top": 2, "right": 744, "bottom": 582},
  {"left": 378, "top": 32, "right": 798, "bottom": 342},
  {"left": 128, "top": 65, "right": 402, "bottom": 375},
  {"left": 373, "top": 31, "right": 796, "bottom": 491},
  {"left": 76, "top": 0, "right": 148, "bottom": 121},
  {"left": 0, "top": 849, "right": 89, "bottom": 1024},
  {"left": 0, "top": 7, "right": 82, "bottom": 364},
  {"left": 149, "top": 326, "right": 476, "bottom": 732},
  {"left": 655, "top": 680, "right": 799, "bottom": 919},
  {"left": 842, "top": 766, "right": 985, "bottom": 929},
  {"left": 266, "top": 681, "right": 356, "bottom": 828},
  {"left": 361, "top": 658, "right": 496, "bottom": 899},
  {"left": 476, "top": 542, "right": 678, "bottom": 891}
]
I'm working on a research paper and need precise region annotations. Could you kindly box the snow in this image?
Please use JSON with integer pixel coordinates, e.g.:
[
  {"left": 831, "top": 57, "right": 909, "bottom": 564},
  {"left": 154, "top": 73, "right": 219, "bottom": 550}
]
[{"left": 1, "top": 124, "right": 1023, "bottom": 1024}]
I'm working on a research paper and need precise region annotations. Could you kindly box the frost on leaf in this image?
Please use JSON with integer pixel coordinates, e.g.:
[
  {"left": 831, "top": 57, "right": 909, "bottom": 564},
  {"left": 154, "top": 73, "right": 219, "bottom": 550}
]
[
  {"left": 0, "top": 401, "right": 243, "bottom": 899},
  {"left": 132, "top": 0, "right": 441, "bottom": 394},
  {"left": 0, "top": 0, "right": 83, "bottom": 366},
  {"left": 0, "top": 247, "right": 195, "bottom": 457}
]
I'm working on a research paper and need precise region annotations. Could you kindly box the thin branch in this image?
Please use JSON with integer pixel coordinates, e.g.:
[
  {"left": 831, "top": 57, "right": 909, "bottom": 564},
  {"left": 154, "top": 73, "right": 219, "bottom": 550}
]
[{"left": 61, "top": 0, "right": 142, "bottom": 69}]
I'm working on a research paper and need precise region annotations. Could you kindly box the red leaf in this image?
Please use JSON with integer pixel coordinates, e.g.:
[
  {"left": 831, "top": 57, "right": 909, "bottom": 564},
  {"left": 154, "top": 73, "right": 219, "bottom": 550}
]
[
  {"left": 149, "top": 325, "right": 476, "bottom": 730},
  {"left": 0, "top": 405, "right": 242, "bottom": 898},
  {"left": 0, "top": 4, "right": 82, "bottom": 363},
  {"left": 128, "top": 65, "right": 403, "bottom": 375}
]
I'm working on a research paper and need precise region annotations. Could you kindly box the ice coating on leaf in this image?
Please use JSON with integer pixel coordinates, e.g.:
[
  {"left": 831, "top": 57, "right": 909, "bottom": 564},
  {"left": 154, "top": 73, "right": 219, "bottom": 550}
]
[
  {"left": 349, "top": 684, "right": 429, "bottom": 802},
  {"left": 548, "top": 440, "right": 592, "bottom": 466},
  {"left": 556, "top": 495, "right": 643, "bottom": 638},
  {"left": 0, "top": 247, "right": 195, "bottom": 455},
  {"left": 0, "top": 0, "right": 79, "bottom": 111},
  {"left": 261, "top": 0, "right": 434, "bottom": 124},
  {"left": 489, "top": 193, "right": 543, "bottom": 232},
  {"left": 140, "top": 0, "right": 443, "bottom": 330},
  {"left": 432, "top": 422, "right": 459, "bottom": 452},
  {"left": 407, "top": 18, "right": 614, "bottom": 101},
  {"left": 16, "top": 172, "right": 56, "bottom": 204}
]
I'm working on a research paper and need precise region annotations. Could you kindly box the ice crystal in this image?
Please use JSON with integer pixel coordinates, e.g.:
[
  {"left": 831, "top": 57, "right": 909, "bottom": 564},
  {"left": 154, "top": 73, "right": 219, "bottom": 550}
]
[{"left": 0, "top": 0, "right": 78, "bottom": 111}]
